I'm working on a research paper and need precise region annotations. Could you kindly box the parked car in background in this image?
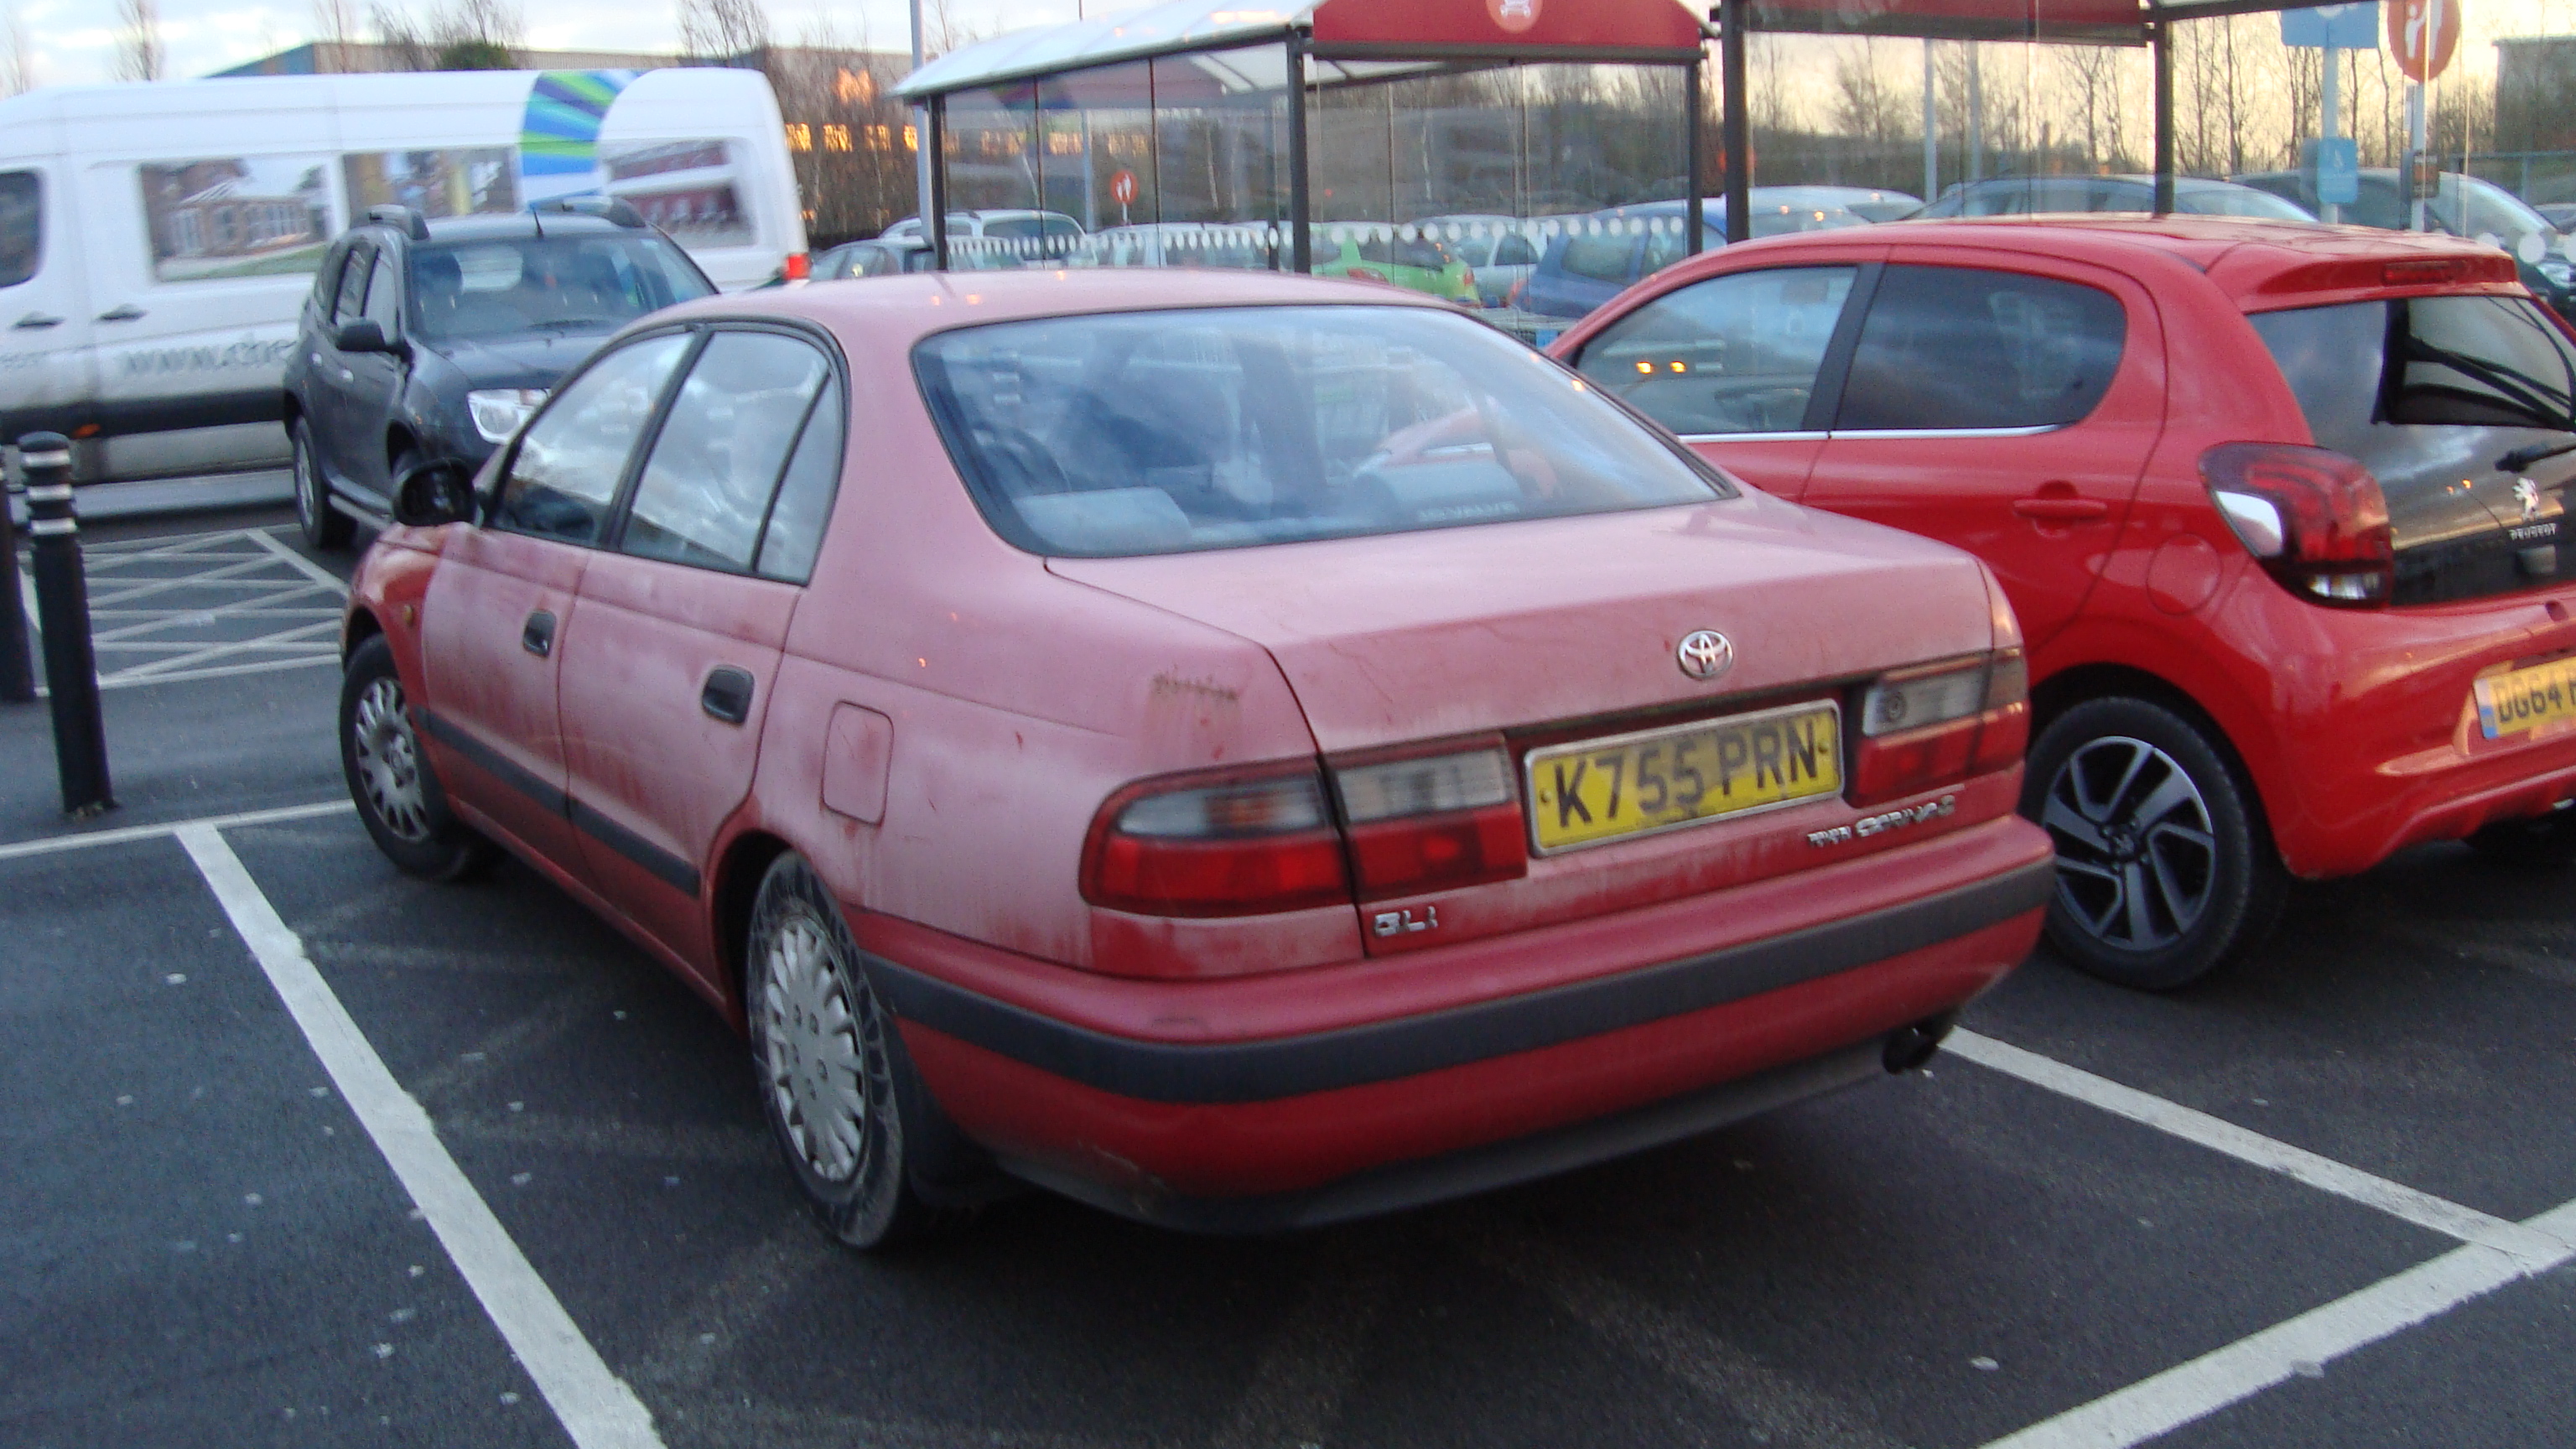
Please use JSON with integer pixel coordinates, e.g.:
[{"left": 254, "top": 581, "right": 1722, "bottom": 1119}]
[
  {"left": 283, "top": 201, "right": 713, "bottom": 548},
  {"left": 1514, "top": 190, "right": 1871, "bottom": 321},
  {"left": 1557, "top": 216, "right": 2576, "bottom": 989},
  {"left": 1078, "top": 221, "right": 1276, "bottom": 270},
  {"left": 1794, "top": 185, "right": 1924, "bottom": 223},
  {"left": 814, "top": 237, "right": 934, "bottom": 278},
  {"left": 0, "top": 66, "right": 798, "bottom": 483},
  {"left": 882, "top": 209, "right": 1086, "bottom": 265},
  {"left": 340, "top": 268, "right": 2050, "bottom": 1245},
  {"left": 1909, "top": 174, "right": 2317, "bottom": 222},
  {"left": 2234, "top": 169, "right": 2576, "bottom": 318},
  {"left": 2537, "top": 202, "right": 2576, "bottom": 231},
  {"left": 1418, "top": 213, "right": 1545, "bottom": 305},
  {"left": 1312, "top": 226, "right": 1480, "bottom": 303}
]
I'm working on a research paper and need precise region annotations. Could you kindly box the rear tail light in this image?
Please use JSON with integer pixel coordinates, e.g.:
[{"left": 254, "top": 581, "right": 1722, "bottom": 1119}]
[
  {"left": 2201, "top": 443, "right": 2394, "bottom": 607},
  {"left": 1081, "top": 766, "right": 1349, "bottom": 917},
  {"left": 1334, "top": 745, "right": 1525, "bottom": 900},
  {"left": 1849, "top": 650, "right": 2028, "bottom": 806},
  {"left": 783, "top": 252, "right": 812, "bottom": 281}
]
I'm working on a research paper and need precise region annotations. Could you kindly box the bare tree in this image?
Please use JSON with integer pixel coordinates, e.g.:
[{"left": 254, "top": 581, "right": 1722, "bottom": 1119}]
[
  {"left": 312, "top": 0, "right": 361, "bottom": 69},
  {"left": 114, "top": 0, "right": 164, "bottom": 81},
  {"left": 679, "top": 0, "right": 770, "bottom": 65},
  {"left": 372, "top": 0, "right": 522, "bottom": 70},
  {"left": 3, "top": 7, "right": 34, "bottom": 96}
]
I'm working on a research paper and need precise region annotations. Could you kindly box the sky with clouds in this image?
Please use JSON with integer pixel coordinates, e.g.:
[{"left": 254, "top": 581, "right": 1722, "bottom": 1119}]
[{"left": 13, "top": 0, "right": 1083, "bottom": 87}]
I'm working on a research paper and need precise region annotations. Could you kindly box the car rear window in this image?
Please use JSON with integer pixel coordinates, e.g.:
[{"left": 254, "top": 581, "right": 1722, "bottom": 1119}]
[
  {"left": 2251, "top": 295, "right": 2576, "bottom": 444},
  {"left": 1561, "top": 233, "right": 1639, "bottom": 283},
  {"left": 915, "top": 304, "right": 1729, "bottom": 558}
]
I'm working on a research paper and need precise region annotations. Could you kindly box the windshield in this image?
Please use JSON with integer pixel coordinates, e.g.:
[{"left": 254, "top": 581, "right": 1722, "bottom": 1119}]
[
  {"left": 2438, "top": 176, "right": 2558, "bottom": 241},
  {"left": 407, "top": 235, "right": 712, "bottom": 343},
  {"left": 915, "top": 304, "right": 1729, "bottom": 558}
]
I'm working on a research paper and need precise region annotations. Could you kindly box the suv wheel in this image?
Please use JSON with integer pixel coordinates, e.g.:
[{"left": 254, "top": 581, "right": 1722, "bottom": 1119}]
[
  {"left": 293, "top": 417, "right": 352, "bottom": 551},
  {"left": 2023, "top": 697, "right": 2286, "bottom": 990}
]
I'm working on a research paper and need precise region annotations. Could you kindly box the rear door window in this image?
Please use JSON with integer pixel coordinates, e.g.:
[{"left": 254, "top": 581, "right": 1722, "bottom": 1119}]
[
  {"left": 1834, "top": 265, "right": 2126, "bottom": 431},
  {"left": 0, "top": 171, "right": 40, "bottom": 289},
  {"left": 1572, "top": 266, "right": 1860, "bottom": 435},
  {"left": 619, "top": 330, "right": 834, "bottom": 572},
  {"left": 495, "top": 332, "right": 693, "bottom": 545},
  {"left": 756, "top": 377, "right": 846, "bottom": 583}
]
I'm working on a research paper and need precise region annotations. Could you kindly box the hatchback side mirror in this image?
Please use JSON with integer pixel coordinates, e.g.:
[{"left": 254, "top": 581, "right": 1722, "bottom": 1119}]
[
  {"left": 335, "top": 319, "right": 397, "bottom": 354},
  {"left": 392, "top": 457, "right": 478, "bottom": 528}
]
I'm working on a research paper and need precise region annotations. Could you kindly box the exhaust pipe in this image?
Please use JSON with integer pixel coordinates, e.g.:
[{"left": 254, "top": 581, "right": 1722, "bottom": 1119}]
[{"left": 1883, "top": 1011, "right": 1960, "bottom": 1073}]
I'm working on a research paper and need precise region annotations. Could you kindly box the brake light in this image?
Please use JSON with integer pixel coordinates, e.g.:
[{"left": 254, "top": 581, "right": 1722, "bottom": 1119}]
[
  {"left": 783, "top": 252, "right": 812, "bottom": 281},
  {"left": 1849, "top": 650, "right": 2028, "bottom": 806},
  {"left": 1334, "top": 745, "right": 1524, "bottom": 899},
  {"left": 1081, "top": 766, "right": 1348, "bottom": 917},
  {"left": 2201, "top": 443, "right": 2393, "bottom": 607}
]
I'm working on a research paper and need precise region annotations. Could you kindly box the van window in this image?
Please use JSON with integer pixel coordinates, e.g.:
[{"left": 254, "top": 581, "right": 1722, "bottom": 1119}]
[
  {"left": 138, "top": 155, "right": 335, "bottom": 283},
  {"left": 600, "top": 139, "right": 755, "bottom": 247},
  {"left": 0, "top": 172, "right": 39, "bottom": 289}
]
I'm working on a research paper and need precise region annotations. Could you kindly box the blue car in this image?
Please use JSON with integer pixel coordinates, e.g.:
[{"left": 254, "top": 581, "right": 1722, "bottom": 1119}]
[{"left": 1513, "top": 190, "right": 1874, "bottom": 324}]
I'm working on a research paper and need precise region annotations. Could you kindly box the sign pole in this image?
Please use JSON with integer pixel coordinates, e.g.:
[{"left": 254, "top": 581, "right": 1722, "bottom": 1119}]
[{"left": 2321, "top": 43, "right": 2340, "bottom": 223}]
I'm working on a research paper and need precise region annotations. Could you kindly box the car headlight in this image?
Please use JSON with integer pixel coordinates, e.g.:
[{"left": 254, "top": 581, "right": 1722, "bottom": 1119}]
[{"left": 467, "top": 388, "right": 548, "bottom": 444}]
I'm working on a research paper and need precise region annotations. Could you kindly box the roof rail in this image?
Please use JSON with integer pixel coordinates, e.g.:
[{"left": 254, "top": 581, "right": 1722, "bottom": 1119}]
[
  {"left": 366, "top": 204, "right": 430, "bottom": 242},
  {"left": 527, "top": 195, "right": 648, "bottom": 230}
]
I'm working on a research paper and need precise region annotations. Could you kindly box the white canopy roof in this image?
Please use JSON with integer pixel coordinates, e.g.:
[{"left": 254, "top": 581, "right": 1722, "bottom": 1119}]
[{"left": 899, "top": 2, "right": 1322, "bottom": 100}]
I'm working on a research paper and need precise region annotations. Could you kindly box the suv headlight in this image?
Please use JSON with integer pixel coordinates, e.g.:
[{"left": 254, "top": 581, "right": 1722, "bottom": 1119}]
[{"left": 467, "top": 388, "right": 548, "bottom": 444}]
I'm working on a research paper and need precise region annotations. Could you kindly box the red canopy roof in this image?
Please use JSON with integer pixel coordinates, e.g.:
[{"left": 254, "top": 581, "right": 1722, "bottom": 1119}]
[{"left": 1310, "top": 0, "right": 1706, "bottom": 55}]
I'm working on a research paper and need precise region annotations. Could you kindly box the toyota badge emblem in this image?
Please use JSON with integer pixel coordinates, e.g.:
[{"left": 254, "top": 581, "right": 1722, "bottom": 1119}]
[{"left": 1676, "top": 630, "right": 1733, "bottom": 682}]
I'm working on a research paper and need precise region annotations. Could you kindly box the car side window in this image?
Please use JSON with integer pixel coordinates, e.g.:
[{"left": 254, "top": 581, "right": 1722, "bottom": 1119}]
[
  {"left": 494, "top": 332, "right": 693, "bottom": 545},
  {"left": 620, "top": 331, "right": 833, "bottom": 572},
  {"left": 1834, "top": 266, "right": 2125, "bottom": 432},
  {"left": 753, "top": 377, "right": 845, "bottom": 583},
  {"left": 1573, "top": 265, "right": 1859, "bottom": 436},
  {"left": 329, "top": 244, "right": 374, "bottom": 327},
  {"left": 360, "top": 249, "right": 401, "bottom": 335},
  {"left": 1494, "top": 232, "right": 1538, "bottom": 267}
]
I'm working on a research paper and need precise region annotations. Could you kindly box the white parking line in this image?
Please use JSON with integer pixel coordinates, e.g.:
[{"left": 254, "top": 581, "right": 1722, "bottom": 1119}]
[
  {"left": 1977, "top": 1194, "right": 2576, "bottom": 1449},
  {"left": 245, "top": 525, "right": 354, "bottom": 592},
  {"left": 176, "top": 824, "right": 664, "bottom": 1449},
  {"left": 0, "top": 798, "right": 351, "bottom": 863}
]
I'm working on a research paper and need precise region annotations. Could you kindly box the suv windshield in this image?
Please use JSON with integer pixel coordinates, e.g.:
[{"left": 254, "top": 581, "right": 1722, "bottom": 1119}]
[
  {"left": 408, "top": 235, "right": 712, "bottom": 343},
  {"left": 916, "top": 304, "right": 1728, "bottom": 558}
]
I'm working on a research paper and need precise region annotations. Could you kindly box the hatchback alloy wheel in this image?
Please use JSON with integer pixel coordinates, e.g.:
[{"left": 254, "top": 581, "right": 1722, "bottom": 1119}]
[
  {"left": 350, "top": 673, "right": 431, "bottom": 844},
  {"left": 756, "top": 911, "right": 875, "bottom": 1184},
  {"left": 2040, "top": 734, "right": 2216, "bottom": 951}
]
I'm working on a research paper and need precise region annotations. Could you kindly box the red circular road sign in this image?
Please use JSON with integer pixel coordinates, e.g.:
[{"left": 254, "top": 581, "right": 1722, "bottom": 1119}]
[
  {"left": 2388, "top": 0, "right": 2462, "bottom": 82},
  {"left": 1109, "top": 169, "right": 1139, "bottom": 206}
]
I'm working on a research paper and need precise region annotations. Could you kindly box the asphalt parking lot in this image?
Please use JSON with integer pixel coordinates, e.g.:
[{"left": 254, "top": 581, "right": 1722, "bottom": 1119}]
[{"left": 4, "top": 512, "right": 2573, "bottom": 1449}]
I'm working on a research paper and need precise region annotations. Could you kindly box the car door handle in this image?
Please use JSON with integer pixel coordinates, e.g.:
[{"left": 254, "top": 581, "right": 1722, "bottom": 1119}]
[
  {"left": 13, "top": 311, "right": 60, "bottom": 330},
  {"left": 701, "top": 666, "right": 756, "bottom": 725},
  {"left": 2011, "top": 496, "right": 2111, "bottom": 522},
  {"left": 521, "top": 610, "right": 556, "bottom": 657},
  {"left": 96, "top": 304, "right": 145, "bottom": 322}
]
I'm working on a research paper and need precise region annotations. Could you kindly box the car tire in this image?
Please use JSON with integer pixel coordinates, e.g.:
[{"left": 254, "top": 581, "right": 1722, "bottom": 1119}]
[
  {"left": 2022, "top": 697, "right": 2286, "bottom": 990},
  {"left": 745, "top": 852, "right": 959, "bottom": 1250},
  {"left": 2464, "top": 812, "right": 2576, "bottom": 867},
  {"left": 293, "top": 416, "right": 352, "bottom": 552},
  {"left": 340, "top": 634, "right": 491, "bottom": 881}
]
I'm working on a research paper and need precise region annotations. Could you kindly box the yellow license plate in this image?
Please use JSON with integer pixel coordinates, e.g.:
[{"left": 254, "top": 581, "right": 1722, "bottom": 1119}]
[
  {"left": 1525, "top": 702, "right": 1842, "bottom": 854},
  {"left": 2475, "top": 657, "right": 2576, "bottom": 739}
]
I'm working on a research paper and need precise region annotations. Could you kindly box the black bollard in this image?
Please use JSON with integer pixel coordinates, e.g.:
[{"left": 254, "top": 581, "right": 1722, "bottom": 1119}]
[
  {"left": 18, "top": 432, "right": 113, "bottom": 817},
  {"left": 0, "top": 454, "right": 31, "bottom": 704}
]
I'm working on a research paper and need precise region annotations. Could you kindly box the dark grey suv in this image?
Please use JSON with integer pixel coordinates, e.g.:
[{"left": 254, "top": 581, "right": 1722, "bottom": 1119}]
[{"left": 283, "top": 202, "right": 714, "bottom": 548}]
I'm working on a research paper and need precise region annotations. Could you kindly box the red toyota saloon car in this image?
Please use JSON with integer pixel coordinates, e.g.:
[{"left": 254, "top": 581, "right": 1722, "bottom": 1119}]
[
  {"left": 339, "top": 269, "right": 2051, "bottom": 1246},
  {"left": 1555, "top": 218, "right": 2576, "bottom": 989}
]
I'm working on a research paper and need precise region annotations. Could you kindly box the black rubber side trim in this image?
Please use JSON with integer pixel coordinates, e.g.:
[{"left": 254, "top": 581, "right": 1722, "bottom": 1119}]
[
  {"left": 567, "top": 798, "right": 702, "bottom": 897},
  {"left": 868, "top": 854, "right": 2055, "bottom": 1107},
  {"left": 93, "top": 389, "right": 287, "bottom": 435},
  {"left": 418, "top": 708, "right": 566, "bottom": 815},
  {"left": 997, "top": 1039, "right": 1889, "bottom": 1235},
  {"left": 418, "top": 708, "right": 702, "bottom": 896}
]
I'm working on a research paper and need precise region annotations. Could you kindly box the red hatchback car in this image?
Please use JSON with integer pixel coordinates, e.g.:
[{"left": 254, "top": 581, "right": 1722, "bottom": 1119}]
[
  {"left": 340, "top": 270, "right": 2051, "bottom": 1244},
  {"left": 1555, "top": 217, "right": 2576, "bottom": 989}
]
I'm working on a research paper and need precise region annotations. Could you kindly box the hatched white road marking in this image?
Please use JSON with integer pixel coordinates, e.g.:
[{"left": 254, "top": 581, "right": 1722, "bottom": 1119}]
[
  {"left": 1976, "top": 1195, "right": 2576, "bottom": 1449},
  {"left": 15, "top": 526, "right": 345, "bottom": 690},
  {"left": 0, "top": 798, "right": 351, "bottom": 863},
  {"left": 177, "top": 824, "right": 663, "bottom": 1449}
]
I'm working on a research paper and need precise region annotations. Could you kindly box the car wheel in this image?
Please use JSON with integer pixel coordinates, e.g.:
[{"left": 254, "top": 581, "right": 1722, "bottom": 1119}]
[
  {"left": 340, "top": 634, "right": 491, "bottom": 880},
  {"left": 745, "top": 853, "right": 953, "bottom": 1249},
  {"left": 2464, "top": 812, "right": 2576, "bottom": 866},
  {"left": 2022, "top": 697, "right": 2285, "bottom": 990},
  {"left": 293, "top": 417, "right": 352, "bottom": 551}
]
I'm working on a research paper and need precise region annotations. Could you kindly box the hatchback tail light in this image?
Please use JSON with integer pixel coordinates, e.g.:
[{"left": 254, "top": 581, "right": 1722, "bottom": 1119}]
[
  {"left": 1849, "top": 650, "right": 2029, "bottom": 807},
  {"left": 1334, "top": 745, "right": 1525, "bottom": 900},
  {"left": 782, "top": 251, "right": 812, "bottom": 281},
  {"left": 2201, "top": 443, "right": 2394, "bottom": 608},
  {"left": 1081, "top": 766, "right": 1349, "bottom": 917}
]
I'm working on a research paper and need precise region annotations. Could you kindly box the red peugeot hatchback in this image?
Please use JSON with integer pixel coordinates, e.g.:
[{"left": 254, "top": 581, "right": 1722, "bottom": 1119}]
[
  {"left": 1555, "top": 217, "right": 2576, "bottom": 989},
  {"left": 340, "top": 270, "right": 2050, "bottom": 1245}
]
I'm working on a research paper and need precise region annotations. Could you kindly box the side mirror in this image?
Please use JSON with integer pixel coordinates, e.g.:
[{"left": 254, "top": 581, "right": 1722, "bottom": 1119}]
[
  {"left": 392, "top": 457, "right": 478, "bottom": 528},
  {"left": 335, "top": 319, "right": 395, "bottom": 354}
]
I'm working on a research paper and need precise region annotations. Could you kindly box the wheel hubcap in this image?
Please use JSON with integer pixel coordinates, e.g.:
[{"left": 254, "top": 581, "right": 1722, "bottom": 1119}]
[
  {"left": 757, "top": 914, "right": 871, "bottom": 1183},
  {"left": 2040, "top": 735, "right": 2218, "bottom": 952},
  {"left": 351, "top": 677, "right": 432, "bottom": 843}
]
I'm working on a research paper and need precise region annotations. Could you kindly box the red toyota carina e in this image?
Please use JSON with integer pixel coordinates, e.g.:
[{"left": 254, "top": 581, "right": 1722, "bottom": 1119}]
[
  {"left": 339, "top": 270, "right": 2051, "bottom": 1246},
  {"left": 1555, "top": 217, "right": 2576, "bottom": 989}
]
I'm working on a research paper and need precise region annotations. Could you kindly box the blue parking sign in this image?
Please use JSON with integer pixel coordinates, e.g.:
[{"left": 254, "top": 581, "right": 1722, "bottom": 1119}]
[
  {"left": 2279, "top": 3, "right": 2381, "bottom": 47},
  {"left": 2304, "top": 137, "right": 2361, "bottom": 205}
]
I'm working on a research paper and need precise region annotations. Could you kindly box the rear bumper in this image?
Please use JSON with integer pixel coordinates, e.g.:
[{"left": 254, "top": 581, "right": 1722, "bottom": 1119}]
[{"left": 866, "top": 816, "right": 2052, "bottom": 1218}]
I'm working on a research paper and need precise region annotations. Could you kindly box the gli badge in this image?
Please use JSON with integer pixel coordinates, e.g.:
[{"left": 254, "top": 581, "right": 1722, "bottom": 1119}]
[
  {"left": 1676, "top": 629, "right": 1733, "bottom": 682},
  {"left": 1488, "top": 0, "right": 1541, "bottom": 33}
]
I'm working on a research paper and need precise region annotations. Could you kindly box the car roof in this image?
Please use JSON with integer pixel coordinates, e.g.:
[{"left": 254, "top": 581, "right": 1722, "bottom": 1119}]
[
  {"left": 370, "top": 212, "right": 635, "bottom": 245},
  {"left": 1706, "top": 215, "right": 2521, "bottom": 309}
]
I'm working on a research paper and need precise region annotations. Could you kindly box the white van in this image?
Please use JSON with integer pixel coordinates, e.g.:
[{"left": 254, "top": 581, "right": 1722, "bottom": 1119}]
[{"left": 0, "top": 66, "right": 803, "bottom": 481}]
